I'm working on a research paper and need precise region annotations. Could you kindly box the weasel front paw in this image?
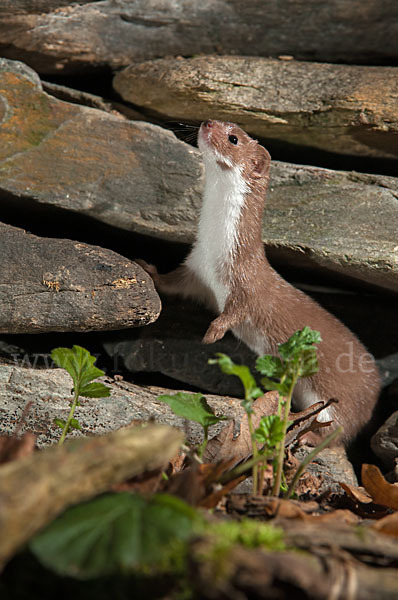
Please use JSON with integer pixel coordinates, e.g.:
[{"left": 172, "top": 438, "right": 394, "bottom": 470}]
[
  {"left": 135, "top": 259, "right": 159, "bottom": 281},
  {"left": 202, "top": 318, "right": 227, "bottom": 344}
]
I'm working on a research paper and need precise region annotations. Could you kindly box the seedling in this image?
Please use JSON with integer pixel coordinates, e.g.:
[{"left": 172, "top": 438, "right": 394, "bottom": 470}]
[
  {"left": 208, "top": 353, "right": 264, "bottom": 493},
  {"left": 51, "top": 345, "right": 110, "bottom": 445},
  {"left": 255, "top": 327, "right": 322, "bottom": 495},
  {"left": 210, "top": 327, "right": 327, "bottom": 495},
  {"left": 157, "top": 392, "right": 229, "bottom": 458}
]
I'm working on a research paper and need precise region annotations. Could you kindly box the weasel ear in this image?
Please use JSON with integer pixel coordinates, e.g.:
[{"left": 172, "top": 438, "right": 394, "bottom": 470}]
[{"left": 252, "top": 147, "right": 271, "bottom": 179}]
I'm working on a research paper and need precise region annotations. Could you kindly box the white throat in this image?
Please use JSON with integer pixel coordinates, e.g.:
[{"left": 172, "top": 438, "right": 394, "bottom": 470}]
[{"left": 186, "top": 153, "right": 248, "bottom": 310}]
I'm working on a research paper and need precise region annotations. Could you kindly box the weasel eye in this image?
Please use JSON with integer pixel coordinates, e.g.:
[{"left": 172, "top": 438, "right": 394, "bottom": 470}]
[{"left": 228, "top": 135, "right": 238, "bottom": 145}]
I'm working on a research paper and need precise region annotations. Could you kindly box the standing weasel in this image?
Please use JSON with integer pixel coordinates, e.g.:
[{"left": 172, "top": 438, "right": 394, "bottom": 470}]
[{"left": 139, "top": 120, "right": 380, "bottom": 445}]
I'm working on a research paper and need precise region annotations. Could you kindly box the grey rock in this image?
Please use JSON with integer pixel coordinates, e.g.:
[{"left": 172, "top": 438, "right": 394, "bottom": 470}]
[
  {"left": 1, "top": 58, "right": 397, "bottom": 292},
  {"left": 0, "top": 1, "right": 396, "bottom": 74},
  {"left": 294, "top": 445, "right": 359, "bottom": 490},
  {"left": 42, "top": 81, "right": 146, "bottom": 121},
  {"left": 0, "top": 58, "right": 203, "bottom": 243},
  {"left": 0, "top": 363, "right": 243, "bottom": 447},
  {"left": 0, "top": 362, "right": 359, "bottom": 490},
  {"left": 114, "top": 56, "right": 398, "bottom": 160},
  {"left": 371, "top": 410, "right": 398, "bottom": 470},
  {"left": 0, "top": 223, "right": 161, "bottom": 333}
]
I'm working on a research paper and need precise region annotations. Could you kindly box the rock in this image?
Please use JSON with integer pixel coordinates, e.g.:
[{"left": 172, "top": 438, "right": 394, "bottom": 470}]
[
  {"left": 0, "top": 1, "right": 396, "bottom": 74},
  {"left": 0, "top": 58, "right": 203, "bottom": 243},
  {"left": 42, "top": 81, "right": 146, "bottom": 121},
  {"left": 292, "top": 445, "right": 359, "bottom": 491},
  {"left": 264, "top": 163, "right": 398, "bottom": 293},
  {"left": 376, "top": 354, "right": 398, "bottom": 388},
  {"left": 114, "top": 56, "right": 398, "bottom": 160},
  {"left": 0, "top": 363, "right": 244, "bottom": 447},
  {"left": 1, "top": 58, "right": 397, "bottom": 292},
  {"left": 0, "top": 223, "right": 160, "bottom": 334},
  {"left": 371, "top": 406, "right": 398, "bottom": 471}
]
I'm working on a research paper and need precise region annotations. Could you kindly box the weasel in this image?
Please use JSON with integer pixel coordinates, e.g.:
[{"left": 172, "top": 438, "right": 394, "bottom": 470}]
[{"left": 138, "top": 119, "right": 380, "bottom": 445}]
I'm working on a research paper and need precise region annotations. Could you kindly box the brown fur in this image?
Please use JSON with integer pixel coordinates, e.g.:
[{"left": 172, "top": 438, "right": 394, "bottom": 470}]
[{"left": 138, "top": 120, "right": 380, "bottom": 445}]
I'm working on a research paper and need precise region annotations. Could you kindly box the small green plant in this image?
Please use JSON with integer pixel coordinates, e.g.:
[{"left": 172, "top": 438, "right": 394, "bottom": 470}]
[
  {"left": 208, "top": 353, "right": 264, "bottom": 493},
  {"left": 157, "top": 392, "right": 229, "bottom": 458},
  {"left": 51, "top": 345, "right": 110, "bottom": 445},
  {"left": 210, "top": 327, "right": 326, "bottom": 496},
  {"left": 255, "top": 327, "right": 322, "bottom": 495}
]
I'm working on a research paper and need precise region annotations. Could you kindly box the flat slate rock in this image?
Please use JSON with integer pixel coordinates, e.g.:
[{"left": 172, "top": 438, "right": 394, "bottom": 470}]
[
  {"left": 0, "top": 362, "right": 357, "bottom": 489},
  {"left": 1, "top": 59, "right": 397, "bottom": 293},
  {"left": 0, "top": 1, "right": 396, "bottom": 74},
  {"left": 371, "top": 409, "right": 398, "bottom": 471},
  {"left": 0, "top": 223, "right": 161, "bottom": 334},
  {"left": 114, "top": 56, "right": 398, "bottom": 160},
  {"left": 0, "top": 58, "right": 203, "bottom": 243},
  {"left": 0, "top": 363, "right": 243, "bottom": 447}
]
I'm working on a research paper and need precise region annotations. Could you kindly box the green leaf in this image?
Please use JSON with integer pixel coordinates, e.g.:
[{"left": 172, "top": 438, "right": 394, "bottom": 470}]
[
  {"left": 255, "top": 355, "right": 284, "bottom": 378},
  {"left": 51, "top": 346, "right": 104, "bottom": 388},
  {"left": 298, "top": 348, "right": 319, "bottom": 378},
  {"left": 158, "top": 392, "right": 228, "bottom": 428},
  {"left": 255, "top": 415, "right": 285, "bottom": 449},
  {"left": 79, "top": 382, "right": 111, "bottom": 398},
  {"left": 241, "top": 398, "right": 254, "bottom": 415},
  {"left": 51, "top": 346, "right": 109, "bottom": 397},
  {"left": 69, "top": 418, "right": 81, "bottom": 430},
  {"left": 278, "top": 327, "right": 321, "bottom": 361},
  {"left": 54, "top": 418, "right": 66, "bottom": 429},
  {"left": 260, "top": 376, "right": 290, "bottom": 396},
  {"left": 209, "top": 353, "right": 262, "bottom": 401},
  {"left": 30, "top": 493, "right": 201, "bottom": 579}
]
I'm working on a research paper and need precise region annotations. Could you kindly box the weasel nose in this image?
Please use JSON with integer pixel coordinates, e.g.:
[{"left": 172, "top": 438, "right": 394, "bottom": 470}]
[{"left": 202, "top": 120, "right": 214, "bottom": 128}]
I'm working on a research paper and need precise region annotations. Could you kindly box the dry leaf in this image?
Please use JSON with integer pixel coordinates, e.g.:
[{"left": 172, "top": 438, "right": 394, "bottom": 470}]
[
  {"left": 199, "top": 475, "right": 246, "bottom": 509},
  {"left": 0, "top": 432, "right": 36, "bottom": 464},
  {"left": 340, "top": 482, "right": 373, "bottom": 504},
  {"left": 371, "top": 512, "right": 398, "bottom": 537},
  {"left": 308, "top": 509, "right": 360, "bottom": 525},
  {"left": 112, "top": 467, "right": 163, "bottom": 494},
  {"left": 0, "top": 402, "right": 36, "bottom": 465},
  {"left": 204, "top": 392, "right": 280, "bottom": 464},
  {"left": 362, "top": 464, "right": 398, "bottom": 510},
  {"left": 164, "top": 462, "right": 207, "bottom": 505}
]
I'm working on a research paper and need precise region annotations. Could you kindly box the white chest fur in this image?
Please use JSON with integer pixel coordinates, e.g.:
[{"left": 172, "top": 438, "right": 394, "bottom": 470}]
[{"left": 186, "top": 158, "right": 248, "bottom": 311}]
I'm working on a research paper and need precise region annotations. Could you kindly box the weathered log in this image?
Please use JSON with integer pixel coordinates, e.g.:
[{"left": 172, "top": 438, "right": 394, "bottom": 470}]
[
  {"left": 0, "top": 1, "right": 397, "bottom": 74},
  {"left": 114, "top": 56, "right": 398, "bottom": 160},
  {"left": 0, "top": 423, "right": 184, "bottom": 568},
  {"left": 0, "top": 223, "right": 161, "bottom": 333},
  {"left": 190, "top": 528, "right": 398, "bottom": 600}
]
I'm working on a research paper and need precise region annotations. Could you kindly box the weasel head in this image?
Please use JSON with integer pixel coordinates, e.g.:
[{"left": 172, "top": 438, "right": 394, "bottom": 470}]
[{"left": 198, "top": 120, "right": 271, "bottom": 184}]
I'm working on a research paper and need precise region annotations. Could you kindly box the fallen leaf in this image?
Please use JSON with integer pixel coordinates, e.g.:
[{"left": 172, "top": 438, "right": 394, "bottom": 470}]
[
  {"left": 340, "top": 482, "right": 373, "bottom": 504},
  {"left": 309, "top": 509, "right": 360, "bottom": 525},
  {"left": 0, "top": 401, "right": 36, "bottom": 465},
  {"left": 111, "top": 467, "right": 163, "bottom": 494},
  {"left": 371, "top": 512, "right": 398, "bottom": 537},
  {"left": 362, "top": 464, "right": 398, "bottom": 510},
  {"left": 164, "top": 462, "right": 207, "bottom": 505},
  {"left": 204, "top": 392, "right": 280, "bottom": 464},
  {"left": 199, "top": 475, "right": 246, "bottom": 509}
]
